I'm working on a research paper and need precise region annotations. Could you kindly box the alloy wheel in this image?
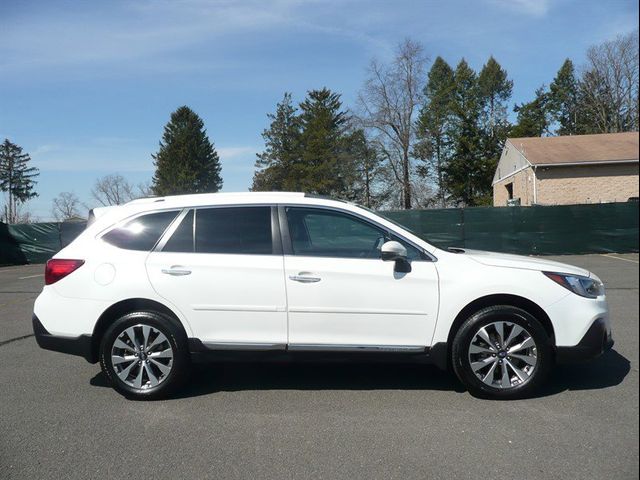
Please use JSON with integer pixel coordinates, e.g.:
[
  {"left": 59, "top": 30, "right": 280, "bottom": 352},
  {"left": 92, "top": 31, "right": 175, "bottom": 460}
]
[
  {"left": 467, "top": 321, "right": 538, "bottom": 389},
  {"left": 110, "top": 324, "right": 174, "bottom": 389}
]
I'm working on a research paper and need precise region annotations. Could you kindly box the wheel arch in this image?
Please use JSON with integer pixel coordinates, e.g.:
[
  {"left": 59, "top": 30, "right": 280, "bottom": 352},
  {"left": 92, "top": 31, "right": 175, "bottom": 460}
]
[
  {"left": 432, "top": 294, "right": 555, "bottom": 371},
  {"left": 89, "top": 298, "right": 187, "bottom": 363}
]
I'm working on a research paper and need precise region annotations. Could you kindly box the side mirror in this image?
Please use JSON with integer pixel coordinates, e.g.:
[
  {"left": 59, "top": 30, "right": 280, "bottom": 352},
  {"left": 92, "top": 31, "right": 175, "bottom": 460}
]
[{"left": 381, "top": 241, "right": 407, "bottom": 262}]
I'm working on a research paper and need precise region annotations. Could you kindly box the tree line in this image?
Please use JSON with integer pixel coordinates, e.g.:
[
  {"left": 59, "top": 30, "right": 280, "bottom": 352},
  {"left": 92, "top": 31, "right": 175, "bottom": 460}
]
[
  {"left": 1, "top": 106, "right": 223, "bottom": 222},
  {"left": 253, "top": 31, "right": 639, "bottom": 208},
  {"left": 1, "top": 31, "right": 637, "bottom": 222}
]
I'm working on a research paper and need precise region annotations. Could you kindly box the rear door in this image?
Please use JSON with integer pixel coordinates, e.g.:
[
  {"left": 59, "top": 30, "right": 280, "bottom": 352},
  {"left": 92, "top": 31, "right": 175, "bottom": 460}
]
[{"left": 146, "top": 205, "right": 288, "bottom": 348}]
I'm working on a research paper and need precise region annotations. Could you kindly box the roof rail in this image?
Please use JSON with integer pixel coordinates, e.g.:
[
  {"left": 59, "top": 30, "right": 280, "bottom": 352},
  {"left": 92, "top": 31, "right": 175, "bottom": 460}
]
[{"left": 303, "top": 193, "right": 348, "bottom": 203}]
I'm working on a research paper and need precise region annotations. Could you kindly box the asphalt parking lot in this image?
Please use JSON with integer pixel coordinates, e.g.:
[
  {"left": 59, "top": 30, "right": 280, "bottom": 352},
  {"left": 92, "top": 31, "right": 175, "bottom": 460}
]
[{"left": 0, "top": 254, "right": 638, "bottom": 479}]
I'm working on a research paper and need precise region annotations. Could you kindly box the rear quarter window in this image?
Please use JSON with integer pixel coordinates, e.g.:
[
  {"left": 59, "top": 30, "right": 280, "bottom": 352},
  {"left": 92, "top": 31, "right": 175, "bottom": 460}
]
[{"left": 102, "top": 210, "right": 179, "bottom": 251}]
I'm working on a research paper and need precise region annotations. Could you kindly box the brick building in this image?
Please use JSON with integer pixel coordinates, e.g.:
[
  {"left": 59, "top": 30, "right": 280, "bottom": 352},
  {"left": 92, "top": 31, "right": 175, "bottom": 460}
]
[{"left": 493, "top": 132, "right": 639, "bottom": 206}]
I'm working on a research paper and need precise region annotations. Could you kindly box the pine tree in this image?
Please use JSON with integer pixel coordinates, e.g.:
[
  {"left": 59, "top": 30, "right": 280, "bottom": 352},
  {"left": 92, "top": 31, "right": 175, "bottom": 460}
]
[
  {"left": 511, "top": 87, "right": 551, "bottom": 138},
  {"left": 251, "top": 93, "right": 301, "bottom": 191},
  {"left": 478, "top": 56, "right": 513, "bottom": 143},
  {"left": 296, "top": 88, "right": 350, "bottom": 195},
  {"left": 445, "top": 59, "right": 485, "bottom": 206},
  {"left": 250, "top": 89, "right": 363, "bottom": 199},
  {"left": 478, "top": 57, "right": 513, "bottom": 137},
  {"left": 477, "top": 57, "right": 513, "bottom": 203},
  {"left": 549, "top": 59, "right": 580, "bottom": 135},
  {"left": 0, "top": 139, "right": 39, "bottom": 223},
  {"left": 152, "top": 106, "right": 222, "bottom": 196},
  {"left": 416, "top": 56, "right": 455, "bottom": 206}
]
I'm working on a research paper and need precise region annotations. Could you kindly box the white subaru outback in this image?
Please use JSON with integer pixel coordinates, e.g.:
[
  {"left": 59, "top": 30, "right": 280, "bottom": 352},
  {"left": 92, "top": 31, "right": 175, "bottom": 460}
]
[{"left": 33, "top": 192, "right": 613, "bottom": 399}]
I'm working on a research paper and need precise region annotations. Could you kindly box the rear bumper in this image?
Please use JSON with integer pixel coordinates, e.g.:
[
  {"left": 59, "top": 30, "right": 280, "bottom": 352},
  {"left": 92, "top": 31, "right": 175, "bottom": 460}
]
[
  {"left": 32, "top": 314, "right": 96, "bottom": 363},
  {"left": 556, "top": 317, "right": 613, "bottom": 363}
]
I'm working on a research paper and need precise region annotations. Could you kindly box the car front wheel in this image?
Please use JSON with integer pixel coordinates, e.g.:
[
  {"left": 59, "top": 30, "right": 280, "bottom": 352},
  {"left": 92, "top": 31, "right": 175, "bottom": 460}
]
[{"left": 451, "top": 305, "right": 552, "bottom": 399}]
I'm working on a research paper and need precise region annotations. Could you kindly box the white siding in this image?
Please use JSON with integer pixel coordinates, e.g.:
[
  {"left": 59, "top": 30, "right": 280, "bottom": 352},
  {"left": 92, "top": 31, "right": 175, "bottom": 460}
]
[{"left": 492, "top": 140, "right": 532, "bottom": 185}]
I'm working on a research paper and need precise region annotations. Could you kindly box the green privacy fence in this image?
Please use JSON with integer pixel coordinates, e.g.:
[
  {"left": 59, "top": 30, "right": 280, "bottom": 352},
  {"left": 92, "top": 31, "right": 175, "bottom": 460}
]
[
  {"left": 1, "top": 202, "right": 638, "bottom": 265},
  {"left": 0, "top": 221, "right": 87, "bottom": 265},
  {"left": 382, "top": 202, "right": 639, "bottom": 255}
]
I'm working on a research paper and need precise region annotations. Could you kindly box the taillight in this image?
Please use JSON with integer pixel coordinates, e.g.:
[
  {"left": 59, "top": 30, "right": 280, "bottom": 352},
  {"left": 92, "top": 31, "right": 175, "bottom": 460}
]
[{"left": 45, "top": 259, "right": 85, "bottom": 285}]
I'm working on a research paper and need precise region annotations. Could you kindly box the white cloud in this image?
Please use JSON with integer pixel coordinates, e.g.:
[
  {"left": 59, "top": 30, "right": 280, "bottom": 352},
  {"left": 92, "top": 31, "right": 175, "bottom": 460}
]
[
  {"left": 29, "top": 139, "right": 152, "bottom": 172},
  {"left": 485, "top": 0, "right": 552, "bottom": 17},
  {"left": 28, "top": 138, "right": 259, "bottom": 173},
  {"left": 0, "top": 0, "right": 386, "bottom": 75},
  {"left": 0, "top": 2, "right": 276, "bottom": 72},
  {"left": 217, "top": 146, "right": 257, "bottom": 160},
  {"left": 218, "top": 146, "right": 260, "bottom": 177},
  {"left": 31, "top": 144, "right": 62, "bottom": 156}
]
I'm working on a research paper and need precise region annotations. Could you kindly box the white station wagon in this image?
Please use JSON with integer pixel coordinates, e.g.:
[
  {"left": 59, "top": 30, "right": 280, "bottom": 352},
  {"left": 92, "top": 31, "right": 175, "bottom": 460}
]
[{"left": 33, "top": 192, "right": 613, "bottom": 399}]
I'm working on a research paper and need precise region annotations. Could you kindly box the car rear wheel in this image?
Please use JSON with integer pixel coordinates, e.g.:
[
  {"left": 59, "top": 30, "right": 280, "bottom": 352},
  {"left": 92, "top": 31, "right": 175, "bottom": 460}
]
[
  {"left": 451, "top": 305, "right": 552, "bottom": 399},
  {"left": 99, "top": 311, "right": 189, "bottom": 400}
]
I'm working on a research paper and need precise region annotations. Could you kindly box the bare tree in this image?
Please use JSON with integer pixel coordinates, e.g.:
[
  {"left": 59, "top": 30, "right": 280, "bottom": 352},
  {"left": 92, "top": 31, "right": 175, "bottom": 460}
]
[
  {"left": 15, "top": 204, "right": 36, "bottom": 223},
  {"left": 357, "top": 39, "right": 429, "bottom": 209},
  {"left": 136, "top": 180, "right": 153, "bottom": 198},
  {"left": 3, "top": 197, "right": 36, "bottom": 223},
  {"left": 91, "top": 174, "right": 138, "bottom": 206},
  {"left": 579, "top": 31, "right": 639, "bottom": 133},
  {"left": 52, "top": 192, "right": 82, "bottom": 221},
  {"left": 410, "top": 179, "right": 437, "bottom": 209}
]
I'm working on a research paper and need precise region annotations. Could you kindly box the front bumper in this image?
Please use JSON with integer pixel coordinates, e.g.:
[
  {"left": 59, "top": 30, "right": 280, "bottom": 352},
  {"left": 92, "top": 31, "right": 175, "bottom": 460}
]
[
  {"left": 32, "top": 314, "right": 96, "bottom": 363},
  {"left": 556, "top": 317, "right": 614, "bottom": 363}
]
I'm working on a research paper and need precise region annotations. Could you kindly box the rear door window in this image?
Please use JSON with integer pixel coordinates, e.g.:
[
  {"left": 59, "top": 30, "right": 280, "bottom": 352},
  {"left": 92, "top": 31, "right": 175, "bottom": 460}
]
[
  {"left": 102, "top": 210, "right": 179, "bottom": 251},
  {"left": 195, "top": 207, "right": 273, "bottom": 254}
]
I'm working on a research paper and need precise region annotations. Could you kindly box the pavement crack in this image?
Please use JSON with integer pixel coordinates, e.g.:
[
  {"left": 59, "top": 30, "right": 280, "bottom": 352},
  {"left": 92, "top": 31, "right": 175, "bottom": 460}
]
[{"left": 0, "top": 334, "right": 35, "bottom": 347}]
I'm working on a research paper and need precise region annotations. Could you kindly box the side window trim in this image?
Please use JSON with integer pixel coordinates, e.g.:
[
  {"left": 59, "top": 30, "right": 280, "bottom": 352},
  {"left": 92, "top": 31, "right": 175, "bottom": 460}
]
[
  {"left": 191, "top": 204, "right": 279, "bottom": 255},
  {"left": 270, "top": 206, "right": 283, "bottom": 255},
  {"left": 278, "top": 204, "right": 434, "bottom": 262},
  {"left": 278, "top": 205, "right": 293, "bottom": 256},
  {"left": 154, "top": 204, "right": 281, "bottom": 255}
]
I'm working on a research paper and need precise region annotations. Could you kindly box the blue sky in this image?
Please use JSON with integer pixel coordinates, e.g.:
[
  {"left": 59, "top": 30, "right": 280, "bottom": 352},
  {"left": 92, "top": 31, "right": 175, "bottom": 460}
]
[{"left": 1, "top": 0, "right": 638, "bottom": 220}]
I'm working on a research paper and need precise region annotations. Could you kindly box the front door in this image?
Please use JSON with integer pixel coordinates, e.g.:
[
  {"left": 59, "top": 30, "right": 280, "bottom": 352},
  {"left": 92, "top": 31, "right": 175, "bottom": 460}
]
[
  {"left": 146, "top": 206, "right": 287, "bottom": 347},
  {"left": 282, "top": 206, "right": 439, "bottom": 350}
]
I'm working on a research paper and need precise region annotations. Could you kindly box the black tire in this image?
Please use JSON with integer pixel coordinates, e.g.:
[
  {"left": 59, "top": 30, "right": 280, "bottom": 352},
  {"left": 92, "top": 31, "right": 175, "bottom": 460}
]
[
  {"left": 451, "top": 305, "right": 552, "bottom": 400},
  {"left": 99, "top": 311, "right": 190, "bottom": 400}
]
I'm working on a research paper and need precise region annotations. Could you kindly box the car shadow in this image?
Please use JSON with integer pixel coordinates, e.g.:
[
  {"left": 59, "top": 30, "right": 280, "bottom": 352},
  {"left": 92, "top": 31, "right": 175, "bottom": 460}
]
[
  {"left": 89, "top": 349, "right": 631, "bottom": 400},
  {"left": 90, "top": 362, "right": 466, "bottom": 397},
  {"left": 535, "top": 349, "right": 631, "bottom": 398}
]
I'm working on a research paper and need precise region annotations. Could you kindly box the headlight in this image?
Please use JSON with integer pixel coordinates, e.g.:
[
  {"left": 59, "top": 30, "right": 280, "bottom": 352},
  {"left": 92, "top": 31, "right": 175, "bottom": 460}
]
[{"left": 543, "top": 272, "right": 605, "bottom": 299}]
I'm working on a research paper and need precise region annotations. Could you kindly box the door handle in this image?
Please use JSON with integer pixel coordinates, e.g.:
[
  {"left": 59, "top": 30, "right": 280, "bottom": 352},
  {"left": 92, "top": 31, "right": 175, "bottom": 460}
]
[
  {"left": 161, "top": 266, "right": 192, "bottom": 276},
  {"left": 289, "top": 273, "right": 321, "bottom": 283}
]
